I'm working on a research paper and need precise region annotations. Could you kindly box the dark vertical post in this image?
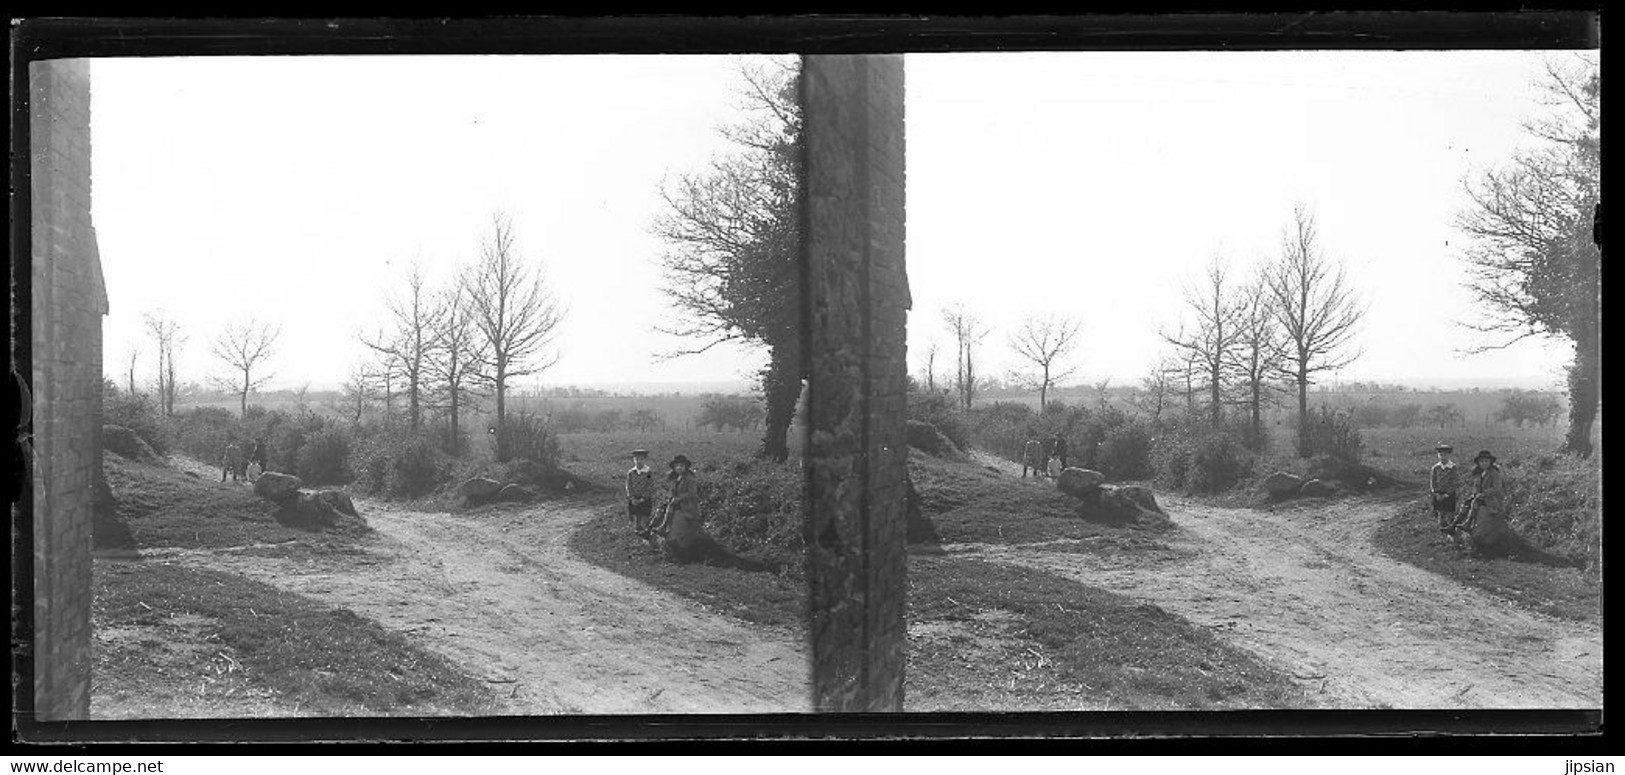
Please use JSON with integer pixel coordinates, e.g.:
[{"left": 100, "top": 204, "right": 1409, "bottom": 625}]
[
  {"left": 802, "top": 54, "right": 910, "bottom": 712},
  {"left": 28, "top": 57, "right": 108, "bottom": 721}
]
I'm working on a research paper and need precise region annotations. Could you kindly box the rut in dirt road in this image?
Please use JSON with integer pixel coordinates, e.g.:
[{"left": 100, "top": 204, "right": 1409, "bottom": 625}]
[
  {"left": 161, "top": 490, "right": 810, "bottom": 715},
  {"left": 958, "top": 452, "right": 1601, "bottom": 709}
]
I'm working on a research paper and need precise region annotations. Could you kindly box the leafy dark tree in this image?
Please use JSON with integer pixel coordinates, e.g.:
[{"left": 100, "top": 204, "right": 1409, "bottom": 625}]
[
  {"left": 1496, "top": 389, "right": 1564, "bottom": 428},
  {"left": 464, "top": 213, "right": 566, "bottom": 462},
  {"left": 1457, "top": 56, "right": 1599, "bottom": 456},
  {"left": 654, "top": 57, "right": 802, "bottom": 462},
  {"left": 1427, "top": 403, "right": 1464, "bottom": 430},
  {"left": 1264, "top": 205, "right": 1366, "bottom": 457},
  {"left": 628, "top": 407, "right": 663, "bottom": 433}
]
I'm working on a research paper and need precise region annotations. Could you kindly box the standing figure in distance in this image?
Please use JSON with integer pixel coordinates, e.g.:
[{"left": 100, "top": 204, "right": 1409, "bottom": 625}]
[
  {"left": 625, "top": 448, "right": 657, "bottom": 539},
  {"left": 1429, "top": 443, "right": 1460, "bottom": 536}
]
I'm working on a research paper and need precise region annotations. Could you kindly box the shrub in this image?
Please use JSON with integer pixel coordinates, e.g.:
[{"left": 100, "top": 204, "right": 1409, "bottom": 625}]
[
  {"left": 168, "top": 406, "right": 237, "bottom": 463},
  {"left": 103, "top": 383, "right": 171, "bottom": 456},
  {"left": 1097, "top": 421, "right": 1154, "bottom": 480},
  {"left": 907, "top": 388, "right": 972, "bottom": 452},
  {"left": 906, "top": 419, "right": 962, "bottom": 458},
  {"left": 386, "top": 435, "right": 450, "bottom": 498},
  {"left": 500, "top": 410, "right": 560, "bottom": 468},
  {"left": 1152, "top": 422, "right": 1254, "bottom": 494},
  {"left": 1296, "top": 406, "right": 1363, "bottom": 463},
  {"left": 296, "top": 427, "right": 352, "bottom": 486},
  {"left": 697, "top": 458, "right": 804, "bottom": 568},
  {"left": 1187, "top": 432, "right": 1255, "bottom": 493}
]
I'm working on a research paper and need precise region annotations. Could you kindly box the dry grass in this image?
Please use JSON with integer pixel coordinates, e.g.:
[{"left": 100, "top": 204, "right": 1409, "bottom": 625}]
[{"left": 906, "top": 557, "right": 1310, "bottom": 710}]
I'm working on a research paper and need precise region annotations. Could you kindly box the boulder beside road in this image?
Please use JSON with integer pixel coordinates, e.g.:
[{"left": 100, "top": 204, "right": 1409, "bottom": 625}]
[
  {"left": 254, "top": 471, "right": 303, "bottom": 501},
  {"left": 1056, "top": 468, "right": 1107, "bottom": 499},
  {"left": 1299, "top": 478, "right": 1337, "bottom": 497},
  {"left": 1264, "top": 471, "right": 1304, "bottom": 497},
  {"left": 460, "top": 477, "right": 504, "bottom": 500}
]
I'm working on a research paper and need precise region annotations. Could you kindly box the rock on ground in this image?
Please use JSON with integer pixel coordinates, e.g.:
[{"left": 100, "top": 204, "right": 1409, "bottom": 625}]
[
  {"left": 461, "top": 477, "right": 504, "bottom": 499},
  {"left": 103, "top": 425, "right": 158, "bottom": 463},
  {"left": 1264, "top": 471, "right": 1304, "bottom": 497},
  {"left": 275, "top": 490, "right": 369, "bottom": 533},
  {"left": 254, "top": 471, "right": 303, "bottom": 501},
  {"left": 1299, "top": 478, "right": 1337, "bottom": 497},
  {"left": 315, "top": 490, "right": 359, "bottom": 517},
  {"left": 498, "top": 483, "right": 534, "bottom": 502},
  {"left": 1056, "top": 467, "right": 1106, "bottom": 498}
]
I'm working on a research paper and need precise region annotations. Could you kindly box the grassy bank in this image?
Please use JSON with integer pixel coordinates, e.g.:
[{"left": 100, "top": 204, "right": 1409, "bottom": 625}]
[
  {"left": 1361, "top": 427, "right": 1601, "bottom": 623},
  {"left": 94, "top": 560, "right": 495, "bottom": 717},
  {"left": 906, "top": 556, "right": 1310, "bottom": 710}
]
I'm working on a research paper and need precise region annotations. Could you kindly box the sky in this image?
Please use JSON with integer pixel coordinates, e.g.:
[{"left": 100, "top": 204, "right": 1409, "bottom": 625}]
[{"left": 86, "top": 50, "right": 1594, "bottom": 394}]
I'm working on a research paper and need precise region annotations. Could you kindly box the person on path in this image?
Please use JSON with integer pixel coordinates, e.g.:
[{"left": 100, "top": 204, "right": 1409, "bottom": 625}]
[
  {"left": 1021, "top": 439, "right": 1045, "bottom": 478},
  {"left": 221, "top": 440, "right": 244, "bottom": 483},
  {"left": 1050, "top": 433, "right": 1069, "bottom": 471},
  {"left": 625, "top": 449, "right": 657, "bottom": 538},
  {"left": 1449, "top": 449, "right": 1506, "bottom": 546},
  {"left": 249, "top": 439, "right": 267, "bottom": 472},
  {"left": 1429, "top": 443, "right": 1461, "bottom": 535},
  {"left": 654, "top": 454, "right": 701, "bottom": 544}
]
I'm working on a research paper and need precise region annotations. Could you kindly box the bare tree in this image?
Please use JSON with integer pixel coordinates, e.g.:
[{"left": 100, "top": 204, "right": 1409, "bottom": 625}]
[
  {"left": 1225, "top": 273, "right": 1286, "bottom": 446},
  {"left": 1264, "top": 206, "right": 1366, "bottom": 456},
  {"left": 1457, "top": 56, "right": 1599, "bottom": 457},
  {"left": 339, "top": 366, "right": 375, "bottom": 427},
  {"left": 210, "top": 319, "right": 281, "bottom": 417},
  {"left": 143, "top": 309, "right": 185, "bottom": 416},
  {"left": 1133, "top": 355, "right": 1180, "bottom": 424},
  {"left": 942, "top": 304, "right": 991, "bottom": 411},
  {"left": 125, "top": 345, "right": 140, "bottom": 396},
  {"left": 1009, "top": 314, "right": 1083, "bottom": 410},
  {"left": 464, "top": 213, "right": 566, "bottom": 462},
  {"left": 426, "top": 279, "right": 486, "bottom": 448},
  {"left": 923, "top": 341, "right": 940, "bottom": 394},
  {"left": 1161, "top": 258, "right": 1244, "bottom": 429},
  {"left": 361, "top": 263, "right": 443, "bottom": 433}
]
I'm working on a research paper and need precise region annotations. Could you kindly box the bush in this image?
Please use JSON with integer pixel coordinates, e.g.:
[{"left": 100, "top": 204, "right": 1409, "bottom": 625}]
[
  {"left": 907, "top": 388, "right": 973, "bottom": 453},
  {"left": 906, "top": 419, "right": 962, "bottom": 458},
  {"left": 697, "top": 458, "right": 805, "bottom": 568},
  {"left": 296, "top": 427, "right": 352, "bottom": 486},
  {"left": 1152, "top": 423, "right": 1254, "bottom": 494},
  {"left": 103, "top": 383, "right": 171, "bottom": 456},
  {"left": 1097, "top": 421, "right": 1154, "bottom": 480},
  {"left": 499, "top": 410, "right": 560, "bottom": 468},
  {"left": 1296, "top": 406, "right": 1363, "bottom": 463},
  {"left": 168, "top": 406, "right": 238, "bottom": 463},
  {"left": 386, "top": 435, "right": 450, "bottom": 498}
]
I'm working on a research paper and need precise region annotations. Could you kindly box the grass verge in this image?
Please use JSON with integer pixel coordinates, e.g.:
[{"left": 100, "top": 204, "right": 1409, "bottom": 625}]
[
  {"left": 906, "top": 556, "right": 1311, "bottom": 710},
  {"left": 94, "top": 560, "right": 495, "bottom": 717}
]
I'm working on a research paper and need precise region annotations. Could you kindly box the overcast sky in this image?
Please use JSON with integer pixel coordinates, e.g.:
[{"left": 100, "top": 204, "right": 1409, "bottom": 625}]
[{"left": 88, "top": 50, "right": 1593, "bottom": 394}]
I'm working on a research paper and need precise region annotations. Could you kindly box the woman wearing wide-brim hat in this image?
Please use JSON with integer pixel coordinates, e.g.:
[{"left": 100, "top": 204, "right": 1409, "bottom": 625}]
[
  {"left": 1449, "top": 449, "right": 1505, "bottom": 547},
  {"left": 652, "top": 454, "right": 699, "bottom": 541}
]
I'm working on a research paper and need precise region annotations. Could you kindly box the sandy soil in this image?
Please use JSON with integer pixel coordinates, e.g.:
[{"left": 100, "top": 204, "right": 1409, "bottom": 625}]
[
  {"left": 149, "top": 462, "right": 809, "bottom": 714},
  {"left": 960, "top": 452, "right": 1602, "bottom": 709}
]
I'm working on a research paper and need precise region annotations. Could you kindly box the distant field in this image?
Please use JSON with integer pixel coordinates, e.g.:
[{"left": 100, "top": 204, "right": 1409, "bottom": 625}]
[{"left": 555, "top": 427, "right": 805, "bottom": 488}]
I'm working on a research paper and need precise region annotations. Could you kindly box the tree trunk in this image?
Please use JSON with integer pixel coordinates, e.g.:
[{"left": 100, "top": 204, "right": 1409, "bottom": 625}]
[
  {"left": 1564, "top": 334, "right": 1599, "bottom": 458},
  {"left": 494, "top": 365, "right": 508, "bottom": 462},
  {"left": 1039, "top": 364, "right": 1049, "bottom": 410},
  {"left": 241, "top": 371, "right": 249, "bottom": 418},
  {"left": 1250, "top": 379, "right": 1262, "bottom": 447},
  {"left": 1209, "top": 361, "right": 1222, "bottom": 429},
  {"left": 758, "top": 344, "right": 800, "bottom": 463},
  {"left": 1296, "top": 365, "right": 1310, "bottom": 457}
]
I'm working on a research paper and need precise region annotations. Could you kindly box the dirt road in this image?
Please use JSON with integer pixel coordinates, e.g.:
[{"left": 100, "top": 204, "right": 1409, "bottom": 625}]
[
  {"left": 961, "top": 452, "right": 1602, "bottom": 709},
  {"left": 156, "top": 469, "right": 808, "bottom": 714}
]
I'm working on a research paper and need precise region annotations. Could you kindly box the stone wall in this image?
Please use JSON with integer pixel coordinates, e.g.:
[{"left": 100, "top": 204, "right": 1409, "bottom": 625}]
[
  {"left": 27, "top": 57, "right": 108, "bottom": 722},
  {"left": 803, "top": 55, "right": 910, "bottom": 712}
]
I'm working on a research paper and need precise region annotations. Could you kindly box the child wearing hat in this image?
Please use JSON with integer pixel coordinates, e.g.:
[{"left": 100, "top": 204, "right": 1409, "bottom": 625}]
[
  {"left": 1429, "top": 443, "right": 1460, "bottom": 535},
  {"left": 625, "top": 449, "right": 657, "bottom": 538}
]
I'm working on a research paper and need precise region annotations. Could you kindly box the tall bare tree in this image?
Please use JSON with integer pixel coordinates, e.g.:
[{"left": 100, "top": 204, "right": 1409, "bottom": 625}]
[
  {"left": 125, "top": 345, "right": 140, "bottom": 396},
  {"left": 1161, "top": 259, "right": 1244, "bottom": 429},
  {"left": 654, "top": 57, "right": 802, "bottom": 462},
  {"left": 1457, "top": 56, "right": 1600, "bottom": 457},
  {"left": 361, "top": 263, "right": 442, "bottom": 433},
  {"left": 941, "top": 304, "right": 991, "bottom": 411},
  {"left": 143, "top": 309, "right": 184, "bottom": 416},
  {"left": 339, "top": 365, "right": 375, "bottom": 427},
  {"left": 464, "top": 213, "right": 566, "bottom": 462},
  {"left": 1264, "top": 205, "right": 1366, "bottom": 456},
  {"left": 1009, "top": 314, "right": 1083, "bottom": 410},
  {"left": 426, "top": 279, "right": 485, "bottom": 448},
  {"left": 1134, "top": 355, "right": 1180, "bottom": 424},
  {"left": 210, "top": 319, "right": 281, "bottom": 417},
  {"left": 1226, "top": 273, "right": 1286, "bottom": 446},
  {"left": 924, "top": 342, "right": 940, "bottom": 394}
]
